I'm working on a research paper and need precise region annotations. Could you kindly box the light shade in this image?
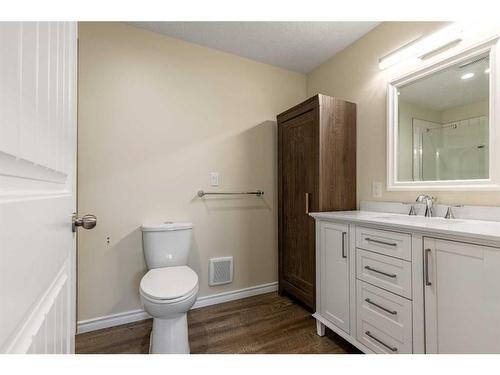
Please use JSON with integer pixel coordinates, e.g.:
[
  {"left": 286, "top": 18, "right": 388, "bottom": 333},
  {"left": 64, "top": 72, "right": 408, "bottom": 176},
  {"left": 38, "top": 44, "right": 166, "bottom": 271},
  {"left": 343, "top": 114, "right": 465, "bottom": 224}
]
[{"left": 379, "top": 23, "right": 463, "bottom": 70}]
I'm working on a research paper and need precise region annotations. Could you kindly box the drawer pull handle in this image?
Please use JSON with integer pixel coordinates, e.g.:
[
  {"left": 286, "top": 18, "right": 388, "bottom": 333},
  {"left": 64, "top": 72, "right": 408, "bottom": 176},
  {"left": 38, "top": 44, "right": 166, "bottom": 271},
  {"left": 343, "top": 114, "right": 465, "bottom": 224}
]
[
  {"left": 365, "top": 331, "right": 398, "bottom": 352},
  {"left": 365, "top": 298, "right": 397, "bottom": 315},
  {"left": 364, "top": 266, "right": 397, "bottom": 278},
  {"left": 365, "top": 238, "right": 397, "bottom": 247}
]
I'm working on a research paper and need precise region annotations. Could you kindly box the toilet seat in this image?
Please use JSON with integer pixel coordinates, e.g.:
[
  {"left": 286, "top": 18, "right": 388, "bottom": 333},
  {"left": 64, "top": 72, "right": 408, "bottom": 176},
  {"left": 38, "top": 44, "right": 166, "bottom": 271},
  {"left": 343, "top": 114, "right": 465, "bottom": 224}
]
[{"left": 140, "top": 266, "right": 198, "bottom": 302}]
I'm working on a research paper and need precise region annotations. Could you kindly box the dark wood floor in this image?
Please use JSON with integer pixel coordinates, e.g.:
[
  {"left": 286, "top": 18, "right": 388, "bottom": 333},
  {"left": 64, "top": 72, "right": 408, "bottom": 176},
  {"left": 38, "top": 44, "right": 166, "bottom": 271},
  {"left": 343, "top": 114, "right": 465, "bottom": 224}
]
[{"left": 76, "top": 292, "right": 360, "bottom": 354}]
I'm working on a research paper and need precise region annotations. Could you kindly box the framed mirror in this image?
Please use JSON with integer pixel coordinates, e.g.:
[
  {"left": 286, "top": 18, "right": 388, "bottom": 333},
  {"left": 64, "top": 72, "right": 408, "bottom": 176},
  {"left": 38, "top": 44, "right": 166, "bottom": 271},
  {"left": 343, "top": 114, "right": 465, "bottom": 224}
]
[{"left": 387, "top": 38, "right": 500, "bottom": 190}]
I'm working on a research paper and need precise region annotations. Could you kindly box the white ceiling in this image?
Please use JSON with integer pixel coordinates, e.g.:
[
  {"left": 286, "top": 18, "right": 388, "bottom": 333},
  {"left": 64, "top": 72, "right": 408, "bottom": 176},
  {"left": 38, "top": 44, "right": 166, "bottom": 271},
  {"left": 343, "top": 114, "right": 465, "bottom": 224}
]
[
  {"left": 128, "top": 22, "right": 380, "bottom": 73},
  {"left": 400, "top": 56, "right": 490, "bottom": 112}
]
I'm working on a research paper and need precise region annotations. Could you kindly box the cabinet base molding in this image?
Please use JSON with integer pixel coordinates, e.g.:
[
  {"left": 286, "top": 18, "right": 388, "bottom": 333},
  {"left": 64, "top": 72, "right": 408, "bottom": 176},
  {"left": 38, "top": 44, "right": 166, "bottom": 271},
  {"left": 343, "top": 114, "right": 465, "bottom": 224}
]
[{"left": 312, "top": 313, "right": 373, "bottom": 354}]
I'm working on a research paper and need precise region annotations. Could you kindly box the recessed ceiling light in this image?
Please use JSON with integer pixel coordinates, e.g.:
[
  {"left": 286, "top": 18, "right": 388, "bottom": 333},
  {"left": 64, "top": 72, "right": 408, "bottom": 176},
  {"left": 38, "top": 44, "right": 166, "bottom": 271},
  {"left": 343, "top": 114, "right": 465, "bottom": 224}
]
[
  {"left": 485, "top": 68, "right": 491, "bottom": 74},
  {"left": 461, "top": 72, "right": 474, "bottom": 80}
]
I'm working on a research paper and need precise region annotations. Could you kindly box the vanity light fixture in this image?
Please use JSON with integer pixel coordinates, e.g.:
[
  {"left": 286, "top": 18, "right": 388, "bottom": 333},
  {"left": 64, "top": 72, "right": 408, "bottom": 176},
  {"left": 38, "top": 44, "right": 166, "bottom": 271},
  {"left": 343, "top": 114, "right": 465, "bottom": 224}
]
[
  {"left": 378, "top": 23, "right": 463, "bottom": 70},
  {"left": 378, "top": 39, "right": 422, "bottom": 70},
  {"left": 461, "top": 72, "right": 474, "bottom": 80}
]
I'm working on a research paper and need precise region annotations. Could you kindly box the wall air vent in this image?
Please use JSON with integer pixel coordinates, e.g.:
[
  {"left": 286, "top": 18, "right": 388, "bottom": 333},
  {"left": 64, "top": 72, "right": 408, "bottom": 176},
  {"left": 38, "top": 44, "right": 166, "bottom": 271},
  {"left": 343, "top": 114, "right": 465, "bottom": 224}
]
[{"left": 209, "top": 256, "right": 233, "bottom": 286}]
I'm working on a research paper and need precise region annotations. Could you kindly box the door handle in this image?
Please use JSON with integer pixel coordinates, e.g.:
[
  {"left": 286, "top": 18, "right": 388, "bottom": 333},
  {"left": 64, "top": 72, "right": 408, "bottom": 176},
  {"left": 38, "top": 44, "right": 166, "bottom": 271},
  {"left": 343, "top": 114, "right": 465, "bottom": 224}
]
[
  {"left": 72, "top": 213, "right": 97, "bottom": 232},
  {"left": 341, "top": 232, "right": 347, "bottom": 258},
  {"left": 305, "top": 192, "right": 310, "bottom": 215},
  {"left": 424, "top": 248, "right": 432, "bottom": 286}
]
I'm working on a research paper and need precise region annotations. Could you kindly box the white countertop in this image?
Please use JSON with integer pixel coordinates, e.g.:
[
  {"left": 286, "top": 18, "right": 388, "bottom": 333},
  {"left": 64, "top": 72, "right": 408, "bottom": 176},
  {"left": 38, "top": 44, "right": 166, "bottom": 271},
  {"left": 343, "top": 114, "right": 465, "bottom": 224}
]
[{"left": 310, "top": 210, "right": 500, "bottom": 244}]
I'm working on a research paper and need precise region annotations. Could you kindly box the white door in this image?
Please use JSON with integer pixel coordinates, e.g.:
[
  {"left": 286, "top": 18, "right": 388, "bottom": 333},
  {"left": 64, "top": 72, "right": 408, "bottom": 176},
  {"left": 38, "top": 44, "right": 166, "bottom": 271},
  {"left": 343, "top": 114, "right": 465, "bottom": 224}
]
[
  {"left": 318, "top": 221, "right": 350, "bottom": 333},
  {"left": 424, "top": 238, "right": 500, "bottom": 353},
  {"left": 0, "top": 22, "right": 89, "bottom": 354}
]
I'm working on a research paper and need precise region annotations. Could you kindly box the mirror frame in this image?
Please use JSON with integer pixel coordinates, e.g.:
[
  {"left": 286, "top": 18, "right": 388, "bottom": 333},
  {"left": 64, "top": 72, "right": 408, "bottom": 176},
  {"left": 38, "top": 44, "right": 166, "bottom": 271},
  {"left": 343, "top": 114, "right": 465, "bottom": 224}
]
[{"left": 387, "top": 37, "right": 500, "bottom": 190}]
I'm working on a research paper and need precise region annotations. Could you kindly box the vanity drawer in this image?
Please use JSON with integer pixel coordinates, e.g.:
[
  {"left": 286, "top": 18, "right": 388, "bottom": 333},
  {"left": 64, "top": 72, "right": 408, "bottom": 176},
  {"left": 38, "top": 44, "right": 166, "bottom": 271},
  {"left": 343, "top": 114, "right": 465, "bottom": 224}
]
[
  {"left": 356, "top": 226, "right": 411, "bottom": 261},
  {"left": 357, "top": 317, "right": 412, "bottom": 354},
  {"left": 356, "top": 248, "right": 412, "bottom": 299},
  {"left": 356, "top": 280, "right": 412, "bottom": 354}
]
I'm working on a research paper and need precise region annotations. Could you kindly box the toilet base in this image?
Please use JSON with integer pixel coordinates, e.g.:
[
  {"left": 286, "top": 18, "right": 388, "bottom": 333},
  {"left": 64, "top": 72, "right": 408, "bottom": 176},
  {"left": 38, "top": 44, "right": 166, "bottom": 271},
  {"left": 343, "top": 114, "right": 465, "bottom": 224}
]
[{"left": 149, "top": 314, "right": 190, "bottom": 354}]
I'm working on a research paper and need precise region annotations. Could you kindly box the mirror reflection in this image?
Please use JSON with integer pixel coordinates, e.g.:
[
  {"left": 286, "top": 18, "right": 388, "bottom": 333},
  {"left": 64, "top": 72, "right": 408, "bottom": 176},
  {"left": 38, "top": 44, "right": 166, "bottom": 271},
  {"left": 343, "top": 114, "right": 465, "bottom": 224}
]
[{"left": 397, "top": 54, "right": 490, "bottom": 181}]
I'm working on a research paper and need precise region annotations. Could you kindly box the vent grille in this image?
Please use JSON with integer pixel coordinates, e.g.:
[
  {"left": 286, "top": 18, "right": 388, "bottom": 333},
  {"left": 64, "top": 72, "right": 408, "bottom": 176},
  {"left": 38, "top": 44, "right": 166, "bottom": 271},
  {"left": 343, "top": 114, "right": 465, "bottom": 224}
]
[
  {"left": 209, "top": 257, "right": 233, "bottom": 286},
  {"left": 459, "top": 56, "right": 489, "bottom": 69}
]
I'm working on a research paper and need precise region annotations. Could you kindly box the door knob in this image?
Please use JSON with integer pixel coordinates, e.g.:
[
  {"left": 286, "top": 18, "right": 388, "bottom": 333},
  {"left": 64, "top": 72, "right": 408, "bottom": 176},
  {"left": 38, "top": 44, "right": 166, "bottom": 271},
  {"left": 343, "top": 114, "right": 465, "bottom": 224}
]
[{"left": 72, "top": 214, "right": 97, "bottom": 232}]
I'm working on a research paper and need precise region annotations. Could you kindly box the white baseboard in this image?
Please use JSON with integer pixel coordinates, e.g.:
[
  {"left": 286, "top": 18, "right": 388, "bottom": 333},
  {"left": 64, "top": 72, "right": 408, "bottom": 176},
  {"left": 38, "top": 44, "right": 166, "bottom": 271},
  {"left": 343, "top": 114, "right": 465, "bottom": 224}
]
[
  {"left": 77, "top": 309, "right": 151, "bottom": 334},
  {"left": 77, "top": 281, "right": 278, "bottom": 334},
  {"left": 191, "top": 281, "right": 277, "bottom": 309}
]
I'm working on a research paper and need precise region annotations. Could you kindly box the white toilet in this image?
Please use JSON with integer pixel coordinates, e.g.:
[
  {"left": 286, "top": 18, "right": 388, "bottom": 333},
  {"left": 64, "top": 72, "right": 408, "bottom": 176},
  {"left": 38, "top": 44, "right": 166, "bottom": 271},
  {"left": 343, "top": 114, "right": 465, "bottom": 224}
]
[{"left": 140, "top": 222, "right": 199, "bottom": 354}]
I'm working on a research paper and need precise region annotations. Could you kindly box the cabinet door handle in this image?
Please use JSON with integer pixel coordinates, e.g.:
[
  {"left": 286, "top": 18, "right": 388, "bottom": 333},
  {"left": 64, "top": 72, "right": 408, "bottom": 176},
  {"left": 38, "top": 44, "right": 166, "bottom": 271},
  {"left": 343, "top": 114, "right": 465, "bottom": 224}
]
[
  {"left": 424, "top": 248, "right": 432, "bottom": 286},
  {"left": 342, "top": 231, "right": 347, "bottom": 258},
  {"left": 365, "top": 237, "right": 397, "bottom": 247},
  {"left": 364, "top": 265, "right": 397, "bottom": 278},
  {"left": 365, "top": 331, "right": 398, "bottom": 352},
  {"left": 305, "top": 193, "right": 310, "bottom": 215},
  {"left": 365, "top": 298, "right": 397, "bottom": 315}
]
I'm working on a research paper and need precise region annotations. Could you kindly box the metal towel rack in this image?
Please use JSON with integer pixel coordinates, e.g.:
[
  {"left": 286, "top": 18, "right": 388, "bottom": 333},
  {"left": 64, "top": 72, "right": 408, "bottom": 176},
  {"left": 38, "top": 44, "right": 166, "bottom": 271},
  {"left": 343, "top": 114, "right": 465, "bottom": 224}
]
[{"left": 197, "top": 190, "right": 264, "bottom": 198}]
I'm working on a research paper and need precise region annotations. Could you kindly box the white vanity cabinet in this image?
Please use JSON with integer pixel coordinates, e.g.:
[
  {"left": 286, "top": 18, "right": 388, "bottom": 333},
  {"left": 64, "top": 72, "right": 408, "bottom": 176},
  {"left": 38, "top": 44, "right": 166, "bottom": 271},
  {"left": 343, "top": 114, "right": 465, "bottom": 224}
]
[
  {"left": 312, "top": 209, "right": 500, "bottom": 354},
  {"left": 424, "top": 238, "right": 500, "bottom": 353},
  {"left": 316, "top": 221, "right": 350, "bottom": 334}
]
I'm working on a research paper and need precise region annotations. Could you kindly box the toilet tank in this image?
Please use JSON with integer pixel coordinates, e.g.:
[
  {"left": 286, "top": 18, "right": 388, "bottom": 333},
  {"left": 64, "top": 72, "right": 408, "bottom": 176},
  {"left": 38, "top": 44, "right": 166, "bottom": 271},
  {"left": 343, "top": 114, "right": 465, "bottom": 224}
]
[{"left": 141, "top": 222, "right": 193, "bottom": 269}]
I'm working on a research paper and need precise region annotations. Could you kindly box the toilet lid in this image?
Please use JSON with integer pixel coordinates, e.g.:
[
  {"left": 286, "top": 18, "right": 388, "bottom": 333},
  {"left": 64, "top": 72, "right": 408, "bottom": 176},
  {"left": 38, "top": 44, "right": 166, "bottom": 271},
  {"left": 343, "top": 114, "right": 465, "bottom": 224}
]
[
  {"left": 141, "top": 222, "right": 192, "bottom": 232},
  {"left": 140, "top": 266, "right": 198, "bottom": 301}
]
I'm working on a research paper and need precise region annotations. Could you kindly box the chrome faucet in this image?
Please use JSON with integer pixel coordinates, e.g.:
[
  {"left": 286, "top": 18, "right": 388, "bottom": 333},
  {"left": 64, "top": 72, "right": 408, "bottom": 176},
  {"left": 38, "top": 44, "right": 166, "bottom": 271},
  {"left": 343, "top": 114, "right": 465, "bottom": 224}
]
[
  {"left": 408, "top": 204, "right": 417, "bottom": 216},
  {"left": 416, "top": 194, "right": 435, "bottom": 217},
  {"left": 444, "top": 206, "right": 454, "bottom": 219},
  {"left": 444, "top": 204, "right": 463, "bottom": 219}
]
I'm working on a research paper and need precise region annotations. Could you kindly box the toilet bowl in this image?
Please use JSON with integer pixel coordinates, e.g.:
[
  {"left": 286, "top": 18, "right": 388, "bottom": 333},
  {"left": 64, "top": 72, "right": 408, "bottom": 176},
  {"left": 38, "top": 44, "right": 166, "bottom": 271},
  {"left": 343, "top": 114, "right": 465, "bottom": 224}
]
[
  {"left": 140, "top": 266, "right": 199, "bottom": 354},
  {"left": 140, "top": 222, "right": 199, "bottom": 354}
]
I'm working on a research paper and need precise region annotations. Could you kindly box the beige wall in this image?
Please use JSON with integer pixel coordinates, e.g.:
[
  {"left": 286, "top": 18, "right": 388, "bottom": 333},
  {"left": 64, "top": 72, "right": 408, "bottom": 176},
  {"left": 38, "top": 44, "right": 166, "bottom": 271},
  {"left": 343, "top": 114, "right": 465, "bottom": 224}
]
[
  {"left": 78, "top": 21, "right": 499, "bottom": 322},
  {"left": 441, "top": 100, "right": 488, "bottom": 123},
  {"left": 307, "top": 21, "right": 500, "bottom": 205},
  {"left": 77, "top": 22, "right": 306, "bottom": 321}
]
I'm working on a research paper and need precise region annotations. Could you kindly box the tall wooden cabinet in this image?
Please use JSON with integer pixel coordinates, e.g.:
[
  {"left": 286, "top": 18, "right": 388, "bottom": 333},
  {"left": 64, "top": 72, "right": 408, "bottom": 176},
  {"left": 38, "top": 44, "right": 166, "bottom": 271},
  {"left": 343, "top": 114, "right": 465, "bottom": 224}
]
[{"left": 277, "top": 94, "right": 356, "bottom": 309}]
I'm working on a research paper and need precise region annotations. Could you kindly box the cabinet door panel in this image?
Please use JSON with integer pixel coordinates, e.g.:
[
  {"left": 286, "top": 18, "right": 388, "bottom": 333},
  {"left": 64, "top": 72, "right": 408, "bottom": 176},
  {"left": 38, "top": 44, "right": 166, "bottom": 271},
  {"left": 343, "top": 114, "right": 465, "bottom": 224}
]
[
  {"left": 280, "top": 110, "right": 318, "bottom": 302},
  {"left": 320, "top": 221, "right": 349, "bottom": 332},
  {"left": 424, "top": 238, "right": 500, "bottom": 353}
]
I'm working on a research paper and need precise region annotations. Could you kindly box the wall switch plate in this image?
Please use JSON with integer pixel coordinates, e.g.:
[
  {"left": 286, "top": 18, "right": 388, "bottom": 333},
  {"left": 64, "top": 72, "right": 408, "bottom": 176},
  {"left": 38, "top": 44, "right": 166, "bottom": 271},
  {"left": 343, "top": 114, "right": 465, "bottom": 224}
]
[
  {"left": 210, "top": 172, "right": 219, "bottom": 186},
  {"left": 372, "top": 182, "right": 382, "bottom": 198}
]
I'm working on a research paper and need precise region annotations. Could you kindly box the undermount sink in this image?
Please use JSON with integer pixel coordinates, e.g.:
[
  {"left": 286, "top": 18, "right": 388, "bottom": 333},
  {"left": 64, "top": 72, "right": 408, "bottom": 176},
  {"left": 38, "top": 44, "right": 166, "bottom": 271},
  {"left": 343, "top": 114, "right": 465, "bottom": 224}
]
[{"left": 374, "top": 215, "right": 464, "bottom": 224}]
